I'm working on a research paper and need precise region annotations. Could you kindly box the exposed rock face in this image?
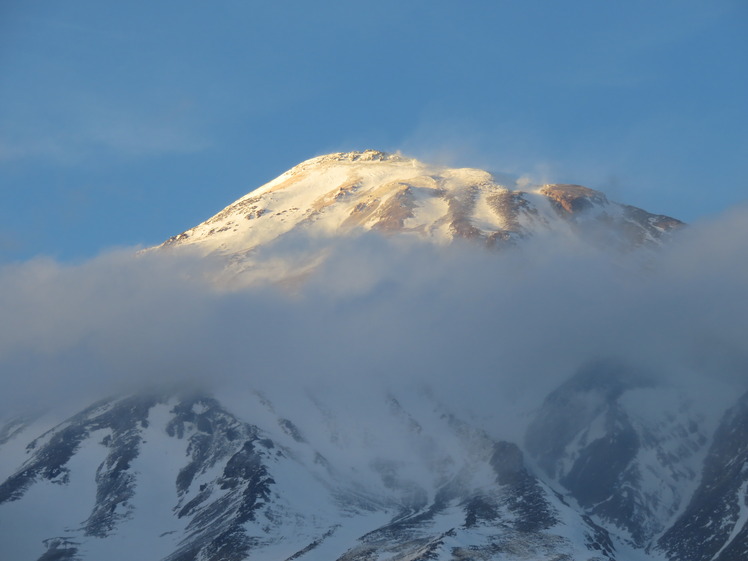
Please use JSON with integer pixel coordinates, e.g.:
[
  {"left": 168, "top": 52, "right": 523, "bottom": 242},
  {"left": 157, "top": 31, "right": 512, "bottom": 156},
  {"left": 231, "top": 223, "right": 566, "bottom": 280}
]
[
  {"left": 0, "top": 395, "right": 159, "bottom": 527},
  {"left": 541, "top": 184, "right": 610, "bottom": 214},
  {"left": 0, "top": 394, "right": 284, "bottom": 561},
  {"left": 658, "top": 390, "right": 748, "bottom": 561},
  {"left": 526, "top": 359, "right": 709, "bottom": 547}
]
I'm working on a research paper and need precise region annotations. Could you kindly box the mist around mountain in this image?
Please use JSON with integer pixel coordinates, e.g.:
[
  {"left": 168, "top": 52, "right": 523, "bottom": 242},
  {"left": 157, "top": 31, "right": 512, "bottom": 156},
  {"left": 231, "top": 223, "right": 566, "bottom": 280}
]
[{"left": 1, "top": 152, "right": 747, "bottom": 560}]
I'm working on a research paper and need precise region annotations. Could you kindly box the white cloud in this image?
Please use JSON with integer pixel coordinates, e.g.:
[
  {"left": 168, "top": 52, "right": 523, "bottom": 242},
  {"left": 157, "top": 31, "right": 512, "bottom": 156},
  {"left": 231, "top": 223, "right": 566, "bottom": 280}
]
[{"left": 0, "top": 206, "right": 746, "bottom": 439}]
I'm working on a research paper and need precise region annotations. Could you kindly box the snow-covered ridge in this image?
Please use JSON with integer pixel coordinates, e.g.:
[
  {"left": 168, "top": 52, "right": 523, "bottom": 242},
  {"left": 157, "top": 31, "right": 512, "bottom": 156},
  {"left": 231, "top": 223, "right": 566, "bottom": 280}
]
[
  {"left": 159, "top": 150, "right": 683, "bottom": 267},
  {"left": 287, "top": 149, "right": 410, "bottom": 168}
]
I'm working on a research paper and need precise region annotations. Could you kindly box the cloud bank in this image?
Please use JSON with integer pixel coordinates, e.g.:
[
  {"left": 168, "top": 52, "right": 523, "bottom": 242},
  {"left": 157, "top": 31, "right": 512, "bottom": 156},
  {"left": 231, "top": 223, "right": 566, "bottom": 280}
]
[{"left": 1, "top": 206, "right": 747, "bottom": 437}]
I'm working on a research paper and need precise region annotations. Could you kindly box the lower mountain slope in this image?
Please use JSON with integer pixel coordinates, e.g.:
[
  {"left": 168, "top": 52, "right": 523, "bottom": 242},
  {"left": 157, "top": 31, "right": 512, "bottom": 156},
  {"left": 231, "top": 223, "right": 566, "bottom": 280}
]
[
  {"left": 1, "top": 387, "right": 629, "bottom": 561},
  {"left": 525, "top": 359, "right": 712, "bottom": 549},
  {"left": 657, "top": 390, "right": 748, "bottom": 561}
]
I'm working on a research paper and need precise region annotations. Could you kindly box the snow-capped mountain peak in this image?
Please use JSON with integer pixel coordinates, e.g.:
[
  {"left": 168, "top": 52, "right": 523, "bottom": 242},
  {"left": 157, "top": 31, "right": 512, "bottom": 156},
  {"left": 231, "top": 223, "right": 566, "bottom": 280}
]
[{"left": 160, "top": 150, "right": 682, "bottom": 263}]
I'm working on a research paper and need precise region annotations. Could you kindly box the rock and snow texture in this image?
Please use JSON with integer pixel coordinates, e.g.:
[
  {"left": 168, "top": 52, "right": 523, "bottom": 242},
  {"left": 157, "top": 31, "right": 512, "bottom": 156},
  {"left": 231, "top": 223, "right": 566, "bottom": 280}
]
[
  {"left": 525, "top": 360, "right": 713, "bottom": 548},
  {"left": 657, "top": 390, "right": 748, "bottom": 561},
  {"left": 1, "top": 389, "right": 621, "bottom": 561},
  {"left": 2, "top": 371, "right": 743, "bottom": 561},
  {"left": 159, "top": 150, "right": 682, "bottom": 283}
]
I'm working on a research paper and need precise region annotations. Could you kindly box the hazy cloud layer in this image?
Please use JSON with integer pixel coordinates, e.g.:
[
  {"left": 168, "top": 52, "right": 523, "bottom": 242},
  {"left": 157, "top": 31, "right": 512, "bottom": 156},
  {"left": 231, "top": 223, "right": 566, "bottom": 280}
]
[{"left": 1, "top": 207, "right": 747, "bottom": 435}]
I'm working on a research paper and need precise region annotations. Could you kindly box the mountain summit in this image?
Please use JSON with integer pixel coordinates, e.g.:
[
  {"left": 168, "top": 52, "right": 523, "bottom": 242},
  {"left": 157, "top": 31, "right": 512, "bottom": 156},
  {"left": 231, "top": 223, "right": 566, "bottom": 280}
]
[{"left": 161, "top": 150, "right": 682, "bottom": 258}]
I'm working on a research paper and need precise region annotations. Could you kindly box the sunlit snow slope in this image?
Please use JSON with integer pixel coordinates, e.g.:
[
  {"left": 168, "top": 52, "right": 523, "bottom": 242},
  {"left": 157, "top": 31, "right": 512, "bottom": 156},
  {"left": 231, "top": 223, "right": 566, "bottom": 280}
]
[{"left": 161, "top": 150, "right": 681, "bottom": 259}]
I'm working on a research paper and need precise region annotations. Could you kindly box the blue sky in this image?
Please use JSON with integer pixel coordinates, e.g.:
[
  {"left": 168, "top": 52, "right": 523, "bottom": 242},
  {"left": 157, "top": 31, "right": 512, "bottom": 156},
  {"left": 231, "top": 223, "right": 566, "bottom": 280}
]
[{"left": 1, "top": 0, "right": 746, "bottom": 262}]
